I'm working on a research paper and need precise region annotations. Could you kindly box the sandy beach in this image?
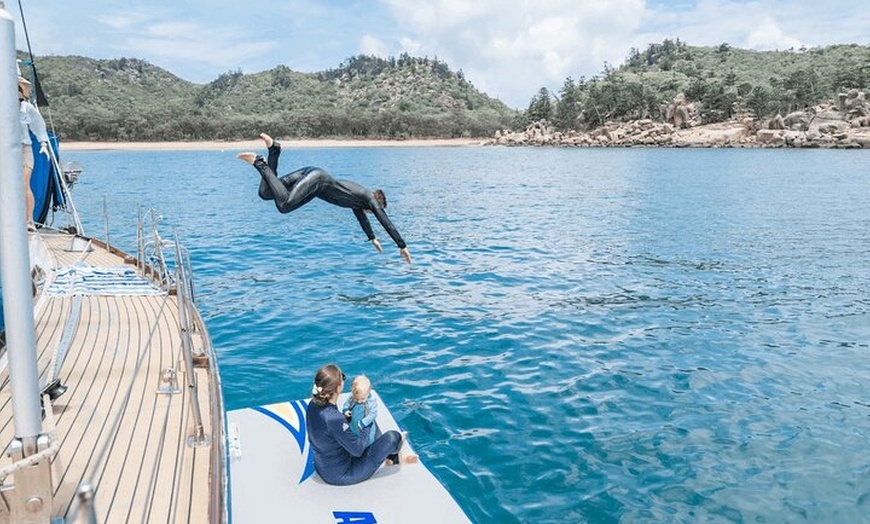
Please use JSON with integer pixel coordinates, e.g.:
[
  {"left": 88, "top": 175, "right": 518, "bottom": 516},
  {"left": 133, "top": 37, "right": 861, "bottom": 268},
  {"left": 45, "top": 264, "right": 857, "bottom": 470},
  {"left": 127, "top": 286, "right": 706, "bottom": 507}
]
[{"left": 62, "top": 137, "right": 486, "bottom": 151}]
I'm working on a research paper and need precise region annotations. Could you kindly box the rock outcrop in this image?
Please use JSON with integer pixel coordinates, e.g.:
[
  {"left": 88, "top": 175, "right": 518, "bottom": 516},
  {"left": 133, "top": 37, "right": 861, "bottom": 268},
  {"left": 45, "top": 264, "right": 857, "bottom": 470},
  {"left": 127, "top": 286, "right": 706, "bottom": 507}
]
[
  {"left": 489, "top": 91, "right": 870, "bottom": 149},
  {"left": 784, "top": 111, "right": 810, "bottom": 130},
  {"left": 768, "top": 114, "right": 785, "bottom": 130},
  {"left": 664, "top": 93, "right": 693, "bottom": 129}
]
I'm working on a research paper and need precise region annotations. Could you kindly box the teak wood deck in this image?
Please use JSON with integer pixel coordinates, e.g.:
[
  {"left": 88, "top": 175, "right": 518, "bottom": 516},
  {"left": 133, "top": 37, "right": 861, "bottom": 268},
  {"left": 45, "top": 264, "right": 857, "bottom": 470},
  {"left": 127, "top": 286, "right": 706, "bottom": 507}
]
[{"left": 0, "top": 230, "right": 225, "bottom": 523}]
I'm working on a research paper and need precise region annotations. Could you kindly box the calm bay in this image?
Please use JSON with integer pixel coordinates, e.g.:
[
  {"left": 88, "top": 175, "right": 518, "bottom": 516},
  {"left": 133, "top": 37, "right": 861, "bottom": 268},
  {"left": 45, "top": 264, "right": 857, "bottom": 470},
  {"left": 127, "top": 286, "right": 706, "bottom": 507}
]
[{"left": 65, "top": 146, "right": 870, "bottom": 523}]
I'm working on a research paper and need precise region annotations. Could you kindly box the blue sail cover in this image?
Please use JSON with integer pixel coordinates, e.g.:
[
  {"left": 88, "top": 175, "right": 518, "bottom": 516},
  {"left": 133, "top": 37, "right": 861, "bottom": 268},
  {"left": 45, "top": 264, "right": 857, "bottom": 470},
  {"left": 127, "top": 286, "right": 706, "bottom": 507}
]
[{"left": 30, "top": 131, "right": 63, "bottom": 224}]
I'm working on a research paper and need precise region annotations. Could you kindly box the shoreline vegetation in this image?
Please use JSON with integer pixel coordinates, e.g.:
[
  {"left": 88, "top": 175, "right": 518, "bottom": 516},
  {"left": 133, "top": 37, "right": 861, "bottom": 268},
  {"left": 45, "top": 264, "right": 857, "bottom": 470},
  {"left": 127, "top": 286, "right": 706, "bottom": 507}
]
[
  {"left": 62, "top": 138, "right": 486, "bottom": 151},
  {"left": 63, "top": 111, "right": 870, "bottom": 152},
  {"left": 31, "top": 42, "right": 870, "bottom": 148},
  {"left": 49, "top": 40, "right": 870, "bottom": 151}
]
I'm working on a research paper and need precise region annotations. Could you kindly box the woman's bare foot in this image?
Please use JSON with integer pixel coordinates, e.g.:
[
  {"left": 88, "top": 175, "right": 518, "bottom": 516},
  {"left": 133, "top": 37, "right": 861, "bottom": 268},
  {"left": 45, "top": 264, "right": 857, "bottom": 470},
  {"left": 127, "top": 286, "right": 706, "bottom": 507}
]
[
  {"left": 397, "top": 432, "right": 417, "bottom": 464},
  {"left": 236, "top": 152, "right": 257, "bottom": 165},
  {"left": 259, "top": 133, "right": 275, "bottom": 148}
]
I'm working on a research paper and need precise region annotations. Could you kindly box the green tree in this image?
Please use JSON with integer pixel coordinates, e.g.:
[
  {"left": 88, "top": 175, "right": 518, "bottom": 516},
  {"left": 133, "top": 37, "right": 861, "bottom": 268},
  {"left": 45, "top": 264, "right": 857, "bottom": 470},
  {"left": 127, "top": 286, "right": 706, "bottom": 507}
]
[
  {"left": 699, "top": 82, "right": 737, "bottom": 123},
  {"left": 554, "top": 77, "right": 582, "bottom": 131},
  {"left": 527, "top": 87, "right": 553, "bottom": 122},
  {"left": 783, "top": 67, "right": 825, "bottom": 109},
  {"left": 746, "top": 85, "right": 775, "bottom": 118}
]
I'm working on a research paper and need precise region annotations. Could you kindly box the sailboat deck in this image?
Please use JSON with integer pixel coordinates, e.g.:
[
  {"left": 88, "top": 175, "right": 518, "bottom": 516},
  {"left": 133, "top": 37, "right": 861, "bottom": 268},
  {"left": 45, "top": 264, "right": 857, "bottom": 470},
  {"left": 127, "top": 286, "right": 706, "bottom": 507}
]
[{"left": 0, "top": 231, "right": 223, "bottom": 522}]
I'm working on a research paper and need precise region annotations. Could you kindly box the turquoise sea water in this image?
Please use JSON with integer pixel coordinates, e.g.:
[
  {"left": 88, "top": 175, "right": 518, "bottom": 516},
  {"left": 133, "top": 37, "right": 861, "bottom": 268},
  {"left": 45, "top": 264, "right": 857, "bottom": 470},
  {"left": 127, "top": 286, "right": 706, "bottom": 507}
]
[{"left": 65, "top": 146, "right": 869, "bottom": 523}]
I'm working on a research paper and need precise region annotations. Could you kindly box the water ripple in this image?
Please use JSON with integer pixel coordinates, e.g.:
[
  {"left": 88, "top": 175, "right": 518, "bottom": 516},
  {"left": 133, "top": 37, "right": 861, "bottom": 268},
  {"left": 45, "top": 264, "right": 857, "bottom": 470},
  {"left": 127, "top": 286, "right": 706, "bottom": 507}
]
[{"left": 67, "top": 147, "right": 870, "bottom": 523}]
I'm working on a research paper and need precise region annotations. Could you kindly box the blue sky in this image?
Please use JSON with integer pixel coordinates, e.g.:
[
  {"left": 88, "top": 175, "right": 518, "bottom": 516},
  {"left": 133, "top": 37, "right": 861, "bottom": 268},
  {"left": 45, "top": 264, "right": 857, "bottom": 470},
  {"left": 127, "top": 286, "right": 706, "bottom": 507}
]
[{"left": 10, "top": 0, "right": 869, "bottom": 109}]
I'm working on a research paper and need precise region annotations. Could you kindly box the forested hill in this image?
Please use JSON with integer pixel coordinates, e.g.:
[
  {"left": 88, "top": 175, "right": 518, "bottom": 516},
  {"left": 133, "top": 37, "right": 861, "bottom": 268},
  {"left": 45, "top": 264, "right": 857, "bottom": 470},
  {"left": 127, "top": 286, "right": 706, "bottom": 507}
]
[
  {"left": 28, "top": 42, "right": 870, "bottom": 141},
  {"left": 525, "top": 41, "right": 870, "bottom": 131},
  {"left": 27, "top": 53, "right": 517, "bottom": 141}
]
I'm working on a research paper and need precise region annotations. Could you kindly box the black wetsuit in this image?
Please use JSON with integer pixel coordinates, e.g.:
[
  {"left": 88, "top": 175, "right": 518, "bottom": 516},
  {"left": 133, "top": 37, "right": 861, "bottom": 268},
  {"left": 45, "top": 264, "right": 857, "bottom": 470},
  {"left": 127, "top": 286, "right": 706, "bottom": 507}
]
[{"left": 254, "top": 143, "right": 406, "bottom": 249}]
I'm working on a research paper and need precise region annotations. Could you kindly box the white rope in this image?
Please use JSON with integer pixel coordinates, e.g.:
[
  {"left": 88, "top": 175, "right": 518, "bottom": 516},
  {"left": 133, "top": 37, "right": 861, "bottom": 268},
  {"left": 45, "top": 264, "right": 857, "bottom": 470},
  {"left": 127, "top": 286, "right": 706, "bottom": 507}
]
[{"left": 0, "top": 394, "right": 60, "bottom": 482}]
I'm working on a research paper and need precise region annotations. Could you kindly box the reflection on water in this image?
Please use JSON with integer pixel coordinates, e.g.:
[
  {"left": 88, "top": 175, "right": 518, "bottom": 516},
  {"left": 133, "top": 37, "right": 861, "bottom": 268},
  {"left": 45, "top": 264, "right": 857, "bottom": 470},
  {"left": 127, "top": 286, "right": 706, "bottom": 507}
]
[{"left": 68, "top": 147, "right": 870, "bottom": 523}]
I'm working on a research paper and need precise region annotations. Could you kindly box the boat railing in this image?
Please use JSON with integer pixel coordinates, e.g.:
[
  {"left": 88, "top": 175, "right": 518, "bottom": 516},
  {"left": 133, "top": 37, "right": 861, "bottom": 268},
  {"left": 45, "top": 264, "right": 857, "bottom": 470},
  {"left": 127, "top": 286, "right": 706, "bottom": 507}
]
[
  {"left": 168, "top": 234, "right": 228, "bottom": 521},
  {"left": 139, "top": 208, "right": 174, "bottom": 290},
  {"left": 169, "top": 231, "right": 227, "bottom": 519},
  {"left": 46, "top": 145, "right": 84, "bottom": 235},
  {"left": 134, "top": 207, "right": 208, "bottom": 422},
  {"left": 174, "top": 235, "right": 210, "bottom": 446},
  {"left": 64, "top": 207, "right": 224, "bottom": 522}
]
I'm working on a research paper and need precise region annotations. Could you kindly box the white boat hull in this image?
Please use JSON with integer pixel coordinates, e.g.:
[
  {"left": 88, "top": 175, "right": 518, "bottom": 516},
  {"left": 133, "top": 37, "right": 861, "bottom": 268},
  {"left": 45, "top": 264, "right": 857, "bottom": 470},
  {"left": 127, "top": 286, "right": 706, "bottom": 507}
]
[{"left": 227, "top": 391, "right": 471, "bottom": 523}]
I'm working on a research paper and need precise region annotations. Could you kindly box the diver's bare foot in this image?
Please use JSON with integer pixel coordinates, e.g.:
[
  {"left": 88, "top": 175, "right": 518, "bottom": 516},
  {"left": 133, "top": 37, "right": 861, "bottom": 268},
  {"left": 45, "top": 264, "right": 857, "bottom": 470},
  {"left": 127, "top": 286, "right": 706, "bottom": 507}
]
[
  {"left": 259, "top": 133, "right": 275, "bottom": 148},
  {"left": 384, "top": 458, "right": 395, "bottom": 466},
  {"left": 236, "top": 152, "right": 257, "bottom": 165}
]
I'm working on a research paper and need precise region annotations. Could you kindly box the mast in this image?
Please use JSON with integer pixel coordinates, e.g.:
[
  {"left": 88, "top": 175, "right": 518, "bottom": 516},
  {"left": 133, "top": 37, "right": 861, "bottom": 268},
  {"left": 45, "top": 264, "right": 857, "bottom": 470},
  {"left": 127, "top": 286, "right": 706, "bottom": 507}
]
[{"left": 0, "top": 3, "right": 53, "bottom": 522}]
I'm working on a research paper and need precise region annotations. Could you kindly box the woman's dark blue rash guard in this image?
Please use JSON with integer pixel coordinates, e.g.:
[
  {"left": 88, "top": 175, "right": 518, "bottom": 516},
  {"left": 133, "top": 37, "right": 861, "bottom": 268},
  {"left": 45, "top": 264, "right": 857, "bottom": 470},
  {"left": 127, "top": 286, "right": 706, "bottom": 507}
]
[
  {"left": 253, "top": 144, "right": 406, "bottom": 249},
  {"left": 306, "top": 401, "right": 402, "bottom": 486}
]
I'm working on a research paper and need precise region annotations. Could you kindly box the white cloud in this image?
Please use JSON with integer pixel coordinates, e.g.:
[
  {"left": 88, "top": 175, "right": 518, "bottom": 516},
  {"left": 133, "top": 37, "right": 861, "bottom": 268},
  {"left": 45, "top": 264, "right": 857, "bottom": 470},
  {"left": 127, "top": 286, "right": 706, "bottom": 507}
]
[
  {"left": 380, "top": 0, "right": 650, "bottom": 108},
  {"left": 378, "top": 0, "right": 869, "bottom": 108},
  {"left": 359, "top": 35, "right": 390, "bottom": 58},
  {"left": 126, "top": 37, "right": 276, "bottom": 71},
  {"left": 14, "top": 0, "right": 870, "bottom": 105},
  {"left": 100, "top": 13, "right": 278, "bottom": 78},
  {"left": 96, "top": 13, "right": 152, "bottom": 31},
  {"left": 399, "top": 37, "right": 422, "bottom": 56},
  {"left": 745, "top": 17, "right": 803, "bottom": 50},
  {"left": 143, "top": 21, "right": 203, "bottom": 39},
  {"left": 637, "top": 0, "right": 861, "bottom": 52}
]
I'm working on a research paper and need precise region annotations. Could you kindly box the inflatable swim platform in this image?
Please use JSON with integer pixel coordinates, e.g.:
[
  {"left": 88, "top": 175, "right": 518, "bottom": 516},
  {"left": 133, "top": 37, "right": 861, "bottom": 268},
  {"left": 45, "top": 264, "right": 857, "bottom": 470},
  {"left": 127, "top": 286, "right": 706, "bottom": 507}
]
[{"left": 227, "top": 390, "right": 471, "bottom": 523}]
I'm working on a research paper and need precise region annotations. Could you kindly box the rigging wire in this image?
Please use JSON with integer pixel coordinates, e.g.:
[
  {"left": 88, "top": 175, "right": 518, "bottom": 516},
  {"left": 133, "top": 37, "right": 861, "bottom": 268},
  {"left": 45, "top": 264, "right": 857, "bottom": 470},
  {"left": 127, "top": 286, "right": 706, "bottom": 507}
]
[
  {"left": 16, "top": 0, "right": 82, "bottom": 229},
  {"left": 16, "top": 0, "right": 49, "bottom": 108}
]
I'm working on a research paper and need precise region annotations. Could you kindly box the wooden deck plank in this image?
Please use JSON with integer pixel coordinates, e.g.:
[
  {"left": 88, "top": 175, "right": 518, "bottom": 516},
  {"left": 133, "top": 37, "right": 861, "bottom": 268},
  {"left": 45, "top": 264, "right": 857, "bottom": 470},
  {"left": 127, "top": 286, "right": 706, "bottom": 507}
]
[
  {"left": 114, "top": 295, "right": 180, "bottom": 523},
  {"left": 0, "top": 231, "right": 223, "bottom": 523},
  {"left": 96, "top": 294, "right": 164, "bottom": 522},
  {"left": 91, "top": 292, "right": 155, "bottom": 520},
  {"left": 52, "top": 294, "right": 127, "bottom": 516}
]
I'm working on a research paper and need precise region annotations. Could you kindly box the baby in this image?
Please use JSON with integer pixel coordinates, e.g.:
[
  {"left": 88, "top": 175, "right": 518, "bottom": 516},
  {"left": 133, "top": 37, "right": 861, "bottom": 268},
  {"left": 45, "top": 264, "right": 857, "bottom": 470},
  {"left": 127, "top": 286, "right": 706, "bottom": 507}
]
[{"left": 341, "top": 375, "right": 378, "bottom": 445}]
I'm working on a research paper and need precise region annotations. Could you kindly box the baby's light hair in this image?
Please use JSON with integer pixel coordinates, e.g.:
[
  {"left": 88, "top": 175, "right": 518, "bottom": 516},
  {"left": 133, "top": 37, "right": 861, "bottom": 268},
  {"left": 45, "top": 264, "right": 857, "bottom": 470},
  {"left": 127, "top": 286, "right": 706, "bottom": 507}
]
[{"left": 351, "top": 375, "right": 371, "bottom": 402}]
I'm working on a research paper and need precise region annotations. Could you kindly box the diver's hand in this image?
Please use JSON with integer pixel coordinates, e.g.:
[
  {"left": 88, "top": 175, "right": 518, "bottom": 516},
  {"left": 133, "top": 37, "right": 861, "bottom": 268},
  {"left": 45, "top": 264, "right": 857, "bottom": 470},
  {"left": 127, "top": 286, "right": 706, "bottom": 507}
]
[
  {"left": 400, "top": 247, "right": 412, "bottom": 264},
  {"left": 371, "top": 238, "right": 383, "bottom": 253}
]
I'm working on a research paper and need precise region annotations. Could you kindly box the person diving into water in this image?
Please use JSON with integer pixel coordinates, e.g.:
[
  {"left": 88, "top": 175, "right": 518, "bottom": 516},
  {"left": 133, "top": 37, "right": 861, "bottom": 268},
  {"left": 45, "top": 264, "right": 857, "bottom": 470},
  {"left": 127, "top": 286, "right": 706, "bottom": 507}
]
[{"left": 238, "top": 134, "right": 412, "bottom": 263}]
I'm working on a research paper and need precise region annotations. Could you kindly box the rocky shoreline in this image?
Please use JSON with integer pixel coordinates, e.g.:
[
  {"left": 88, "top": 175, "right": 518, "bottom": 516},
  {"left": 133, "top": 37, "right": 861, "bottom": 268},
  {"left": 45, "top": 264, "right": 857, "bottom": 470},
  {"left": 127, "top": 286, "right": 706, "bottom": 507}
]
[{"left": 488, "top": 91, "right": 870, "bottom": 149}]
